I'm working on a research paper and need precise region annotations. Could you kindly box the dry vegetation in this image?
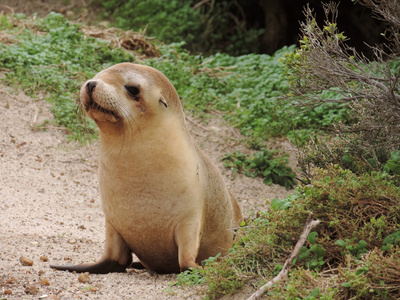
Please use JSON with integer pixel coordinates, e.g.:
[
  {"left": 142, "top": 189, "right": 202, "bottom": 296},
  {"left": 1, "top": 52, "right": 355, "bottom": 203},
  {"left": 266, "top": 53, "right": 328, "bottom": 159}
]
[{"left": 283, "top": 1, "right": 400, "bottom": 175}]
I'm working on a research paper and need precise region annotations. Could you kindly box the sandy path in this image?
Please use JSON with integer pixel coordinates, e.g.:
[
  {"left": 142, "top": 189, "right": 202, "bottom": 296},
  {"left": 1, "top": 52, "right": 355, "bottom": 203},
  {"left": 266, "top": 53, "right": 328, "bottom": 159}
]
[{"left": 0, "top": 86, "right": 293, "bottom": 299}]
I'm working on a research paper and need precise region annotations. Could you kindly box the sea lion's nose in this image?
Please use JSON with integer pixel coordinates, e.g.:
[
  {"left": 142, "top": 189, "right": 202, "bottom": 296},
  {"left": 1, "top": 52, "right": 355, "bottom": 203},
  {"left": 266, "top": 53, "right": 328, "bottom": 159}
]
[{"left": 86, "top": 81, "right": 97, "bottom": 96}]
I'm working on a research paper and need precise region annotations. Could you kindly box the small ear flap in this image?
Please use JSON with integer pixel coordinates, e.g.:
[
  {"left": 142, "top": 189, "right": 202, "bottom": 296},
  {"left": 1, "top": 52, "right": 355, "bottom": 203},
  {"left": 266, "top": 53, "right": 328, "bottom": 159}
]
[{"left": 159, "top": 96, "right": 168, "bottom": 108}]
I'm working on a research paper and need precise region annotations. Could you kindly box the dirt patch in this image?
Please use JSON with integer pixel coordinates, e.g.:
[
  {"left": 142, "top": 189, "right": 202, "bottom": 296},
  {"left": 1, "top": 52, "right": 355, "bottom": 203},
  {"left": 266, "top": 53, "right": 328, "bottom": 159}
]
[{"left": 0, "top": 0, "right": 100, "bottom": 22}]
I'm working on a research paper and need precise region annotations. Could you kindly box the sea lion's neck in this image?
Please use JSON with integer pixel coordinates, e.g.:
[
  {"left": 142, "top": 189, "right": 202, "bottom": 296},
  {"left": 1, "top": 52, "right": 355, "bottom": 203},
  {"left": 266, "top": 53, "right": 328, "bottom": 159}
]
[{"left": 98, "top": 115, "right": 190, "bottom": 162}]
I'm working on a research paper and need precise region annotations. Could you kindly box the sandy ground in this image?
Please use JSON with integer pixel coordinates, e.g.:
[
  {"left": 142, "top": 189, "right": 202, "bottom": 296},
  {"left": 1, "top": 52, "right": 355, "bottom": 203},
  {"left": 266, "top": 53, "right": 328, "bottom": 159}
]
[{"left": 0, "top": 82, "right": 295, "bottom": 299}]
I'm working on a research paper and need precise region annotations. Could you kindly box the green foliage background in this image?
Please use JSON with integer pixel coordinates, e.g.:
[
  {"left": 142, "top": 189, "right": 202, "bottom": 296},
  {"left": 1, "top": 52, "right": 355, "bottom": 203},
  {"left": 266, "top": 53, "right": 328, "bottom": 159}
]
[{"left": 100, "top": 0, "right": 265, "bottom": 55}]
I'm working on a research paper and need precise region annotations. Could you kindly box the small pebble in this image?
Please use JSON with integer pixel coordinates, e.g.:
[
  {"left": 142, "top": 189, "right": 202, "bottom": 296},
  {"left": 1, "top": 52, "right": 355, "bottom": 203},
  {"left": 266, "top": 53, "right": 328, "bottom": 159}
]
[
  {"left": 78, "top": 273, "right": 91, "bottom": 283},
  {"left": 6, "top": 277, "right": 17, "bottom": 284},
  {"left": 90, "top": 286, "right": 98, "bottom": 292},
  {"left": 40, "top": 278, "right": 50, "bottom": 286},
  {"left": 20, "top": 256, "right": 34, "bottom": 266},
  {"left": 40, "top": 256, "right": 48, "bottom": 262},
  {"left": 4, "top": 289, "right": 12, "bottom": 295},
  {"left": 209, "top": 126, "right": 220, "bottom": 133},
  {"left": 25, "top": 284, "right": 38, "bottom": 295}
]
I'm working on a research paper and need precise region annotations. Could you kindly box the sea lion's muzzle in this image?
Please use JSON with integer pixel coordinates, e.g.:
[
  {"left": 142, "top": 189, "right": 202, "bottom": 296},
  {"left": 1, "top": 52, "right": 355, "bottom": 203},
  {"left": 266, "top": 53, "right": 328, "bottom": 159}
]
[{"left": 81, "top": 80, "right": 120, "bottom": 122}]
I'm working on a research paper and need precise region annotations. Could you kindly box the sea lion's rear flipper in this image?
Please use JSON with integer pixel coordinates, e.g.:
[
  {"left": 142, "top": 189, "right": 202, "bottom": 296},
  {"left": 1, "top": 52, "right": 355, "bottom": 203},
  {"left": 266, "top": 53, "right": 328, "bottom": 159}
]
[
  {"left": 50, "top": 259, "right": 130, "bottom": 274},
  {"left": 50, "top": 218, "right": 134, "bottom": 274}
]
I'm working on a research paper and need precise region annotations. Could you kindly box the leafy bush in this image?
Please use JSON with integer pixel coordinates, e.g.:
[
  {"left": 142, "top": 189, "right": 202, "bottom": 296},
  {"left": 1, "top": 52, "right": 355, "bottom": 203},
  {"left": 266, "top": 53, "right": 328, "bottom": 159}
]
[
  {"left": 175, "top": 165, "right": 400, "bottom": 299},
  {"left": 298, "top": 134, "right": 396, "bottom": 178},
  {"left": 221, "top": 149, "right": 296, "bottom": 189}
]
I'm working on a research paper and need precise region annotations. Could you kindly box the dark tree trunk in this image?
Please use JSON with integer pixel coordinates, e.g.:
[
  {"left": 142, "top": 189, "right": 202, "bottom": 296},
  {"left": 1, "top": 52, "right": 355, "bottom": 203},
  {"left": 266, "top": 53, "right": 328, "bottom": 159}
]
[{"left": 259, "top": 0, "right": 288, "bottom": 54}]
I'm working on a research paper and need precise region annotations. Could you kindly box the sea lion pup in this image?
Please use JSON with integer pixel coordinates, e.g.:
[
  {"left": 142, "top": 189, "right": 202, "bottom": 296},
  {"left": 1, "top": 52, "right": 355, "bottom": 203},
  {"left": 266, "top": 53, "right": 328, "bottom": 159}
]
[{"left": 50, "top": 63, "right": 243, "bottom": 274}]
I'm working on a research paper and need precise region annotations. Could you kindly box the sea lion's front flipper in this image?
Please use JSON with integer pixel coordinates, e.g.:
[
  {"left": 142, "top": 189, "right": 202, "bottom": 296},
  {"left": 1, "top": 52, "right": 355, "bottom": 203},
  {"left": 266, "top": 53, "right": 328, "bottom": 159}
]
[{"left": 174, "top": 217, "right": 201, "bottom": 272}]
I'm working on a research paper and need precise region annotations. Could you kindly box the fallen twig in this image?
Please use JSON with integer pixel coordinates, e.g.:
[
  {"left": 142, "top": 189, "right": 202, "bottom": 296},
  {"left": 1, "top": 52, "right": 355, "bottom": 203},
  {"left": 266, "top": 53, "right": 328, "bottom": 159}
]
[
  {"left": 247, "top": 214, "right": 321, "bottom": 300},
  {"left": 0, "top": 89, "right": 27, "bottom": 103},
  {"left": 186, "top": 115, "right": 210, "bottom": 132},
  {"left": 211, "top": 109, "right": 239, "bottom": 138}
]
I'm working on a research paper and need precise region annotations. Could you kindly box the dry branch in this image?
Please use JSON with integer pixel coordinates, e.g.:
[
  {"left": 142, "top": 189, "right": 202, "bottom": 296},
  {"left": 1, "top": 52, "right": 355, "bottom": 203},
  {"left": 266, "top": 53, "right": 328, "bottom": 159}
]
[{"left": 247, "top": 214, "right": 321, "bottom": 300}]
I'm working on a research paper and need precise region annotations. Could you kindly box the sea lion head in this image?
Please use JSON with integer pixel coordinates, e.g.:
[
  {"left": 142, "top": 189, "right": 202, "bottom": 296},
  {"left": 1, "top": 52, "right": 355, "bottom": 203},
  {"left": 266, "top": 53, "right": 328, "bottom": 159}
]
[{"left": 80, "top": 63, "right": 183, "bottom": 134}]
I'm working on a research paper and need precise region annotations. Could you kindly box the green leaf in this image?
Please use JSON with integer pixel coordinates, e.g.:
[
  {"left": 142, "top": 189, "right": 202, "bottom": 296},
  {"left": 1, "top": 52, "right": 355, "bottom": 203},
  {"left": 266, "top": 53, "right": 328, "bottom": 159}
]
[
  {"left": 390, "top": 150, "right": 400, "bottom": 161},
  {"left": 310, "top": 244, "right": 326, "bottom": 257},
  {"left": 342, "top": 153, "right": 354, "bottom": 164},
  {"left": 263, "top": 176, "right": 273, "bottom": 185},
  {"left": 308, "top": 231, "right": 318, "bottom": 244},
  {"left": 382, "top": 230, "right": 400, "bottom": 248},
  {"left": 342, "top": 282, "right": 352, "bottom": 288},
  {"left": 263, "top": 169, "right": 272, "bottom": 176},
  {"left": 355, "top": 266, "right": 369, "bottom": 276},
  {"left": 356, "top": 240, "right": 368, "bottom": 250},
  {"left": 273, "top": 264, "right": 283, "bottom": 275},
  {"left": 270, "top": 198, "right": 281, "bottom": 210},
  {"left": 298, "top": 246, "right": 310, "bottom": 260},
  {"left": 385, "top": 160, "right": 400, "bottom": 174},
  {"left": 279, "top": 200, "right": 292, "bottom": 210},
  {"left": 334, "top": 239, "right": 345, "bottom": 247}
]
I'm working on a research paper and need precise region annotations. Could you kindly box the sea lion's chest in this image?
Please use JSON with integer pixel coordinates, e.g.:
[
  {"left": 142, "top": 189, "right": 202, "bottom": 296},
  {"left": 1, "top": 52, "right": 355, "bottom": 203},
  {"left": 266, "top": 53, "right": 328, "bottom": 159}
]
[{"left": 98, "top": 149, "right": 203, "bottom": 227}]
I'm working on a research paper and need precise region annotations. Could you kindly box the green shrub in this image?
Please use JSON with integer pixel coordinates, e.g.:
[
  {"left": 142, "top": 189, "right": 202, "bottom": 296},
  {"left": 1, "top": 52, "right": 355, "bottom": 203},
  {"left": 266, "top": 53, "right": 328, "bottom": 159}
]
[
  {"left": 221, "top": 149, "right": 296, "bottom": 189},
  {"left": 175, "top": 165, "right": 400, "bottom": 299},
  {"left": 298, "top": 134, "right": 399, "bottom": 177}
]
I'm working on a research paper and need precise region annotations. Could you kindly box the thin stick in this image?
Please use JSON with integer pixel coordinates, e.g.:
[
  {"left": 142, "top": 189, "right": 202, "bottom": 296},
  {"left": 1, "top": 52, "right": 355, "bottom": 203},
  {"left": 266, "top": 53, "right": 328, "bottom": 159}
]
[
  {"left": 186, "top": 115, "right": 210, "bottom": 132},
  {"left": 247, "top": 214, "right": 321, "bottom": 300},
  {"left": 0, "top": 89, "right": 27, "bottom": 103},
  {"left": 212, "top": 109, "right": 239, "bottom": 138}
]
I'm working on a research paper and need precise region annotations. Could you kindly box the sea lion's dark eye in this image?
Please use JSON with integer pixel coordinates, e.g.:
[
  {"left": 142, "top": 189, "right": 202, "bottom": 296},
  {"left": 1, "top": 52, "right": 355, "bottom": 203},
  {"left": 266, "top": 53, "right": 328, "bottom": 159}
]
[{"left": 125, "top": 86, "right": 140, "bottom": 99}]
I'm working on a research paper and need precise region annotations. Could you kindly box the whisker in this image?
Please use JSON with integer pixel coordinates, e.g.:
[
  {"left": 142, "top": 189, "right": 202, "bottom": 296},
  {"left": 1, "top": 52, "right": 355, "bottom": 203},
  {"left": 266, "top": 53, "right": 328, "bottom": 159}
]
[{"left": 116, "top": 102, "right": 144, "bottom": 155}]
